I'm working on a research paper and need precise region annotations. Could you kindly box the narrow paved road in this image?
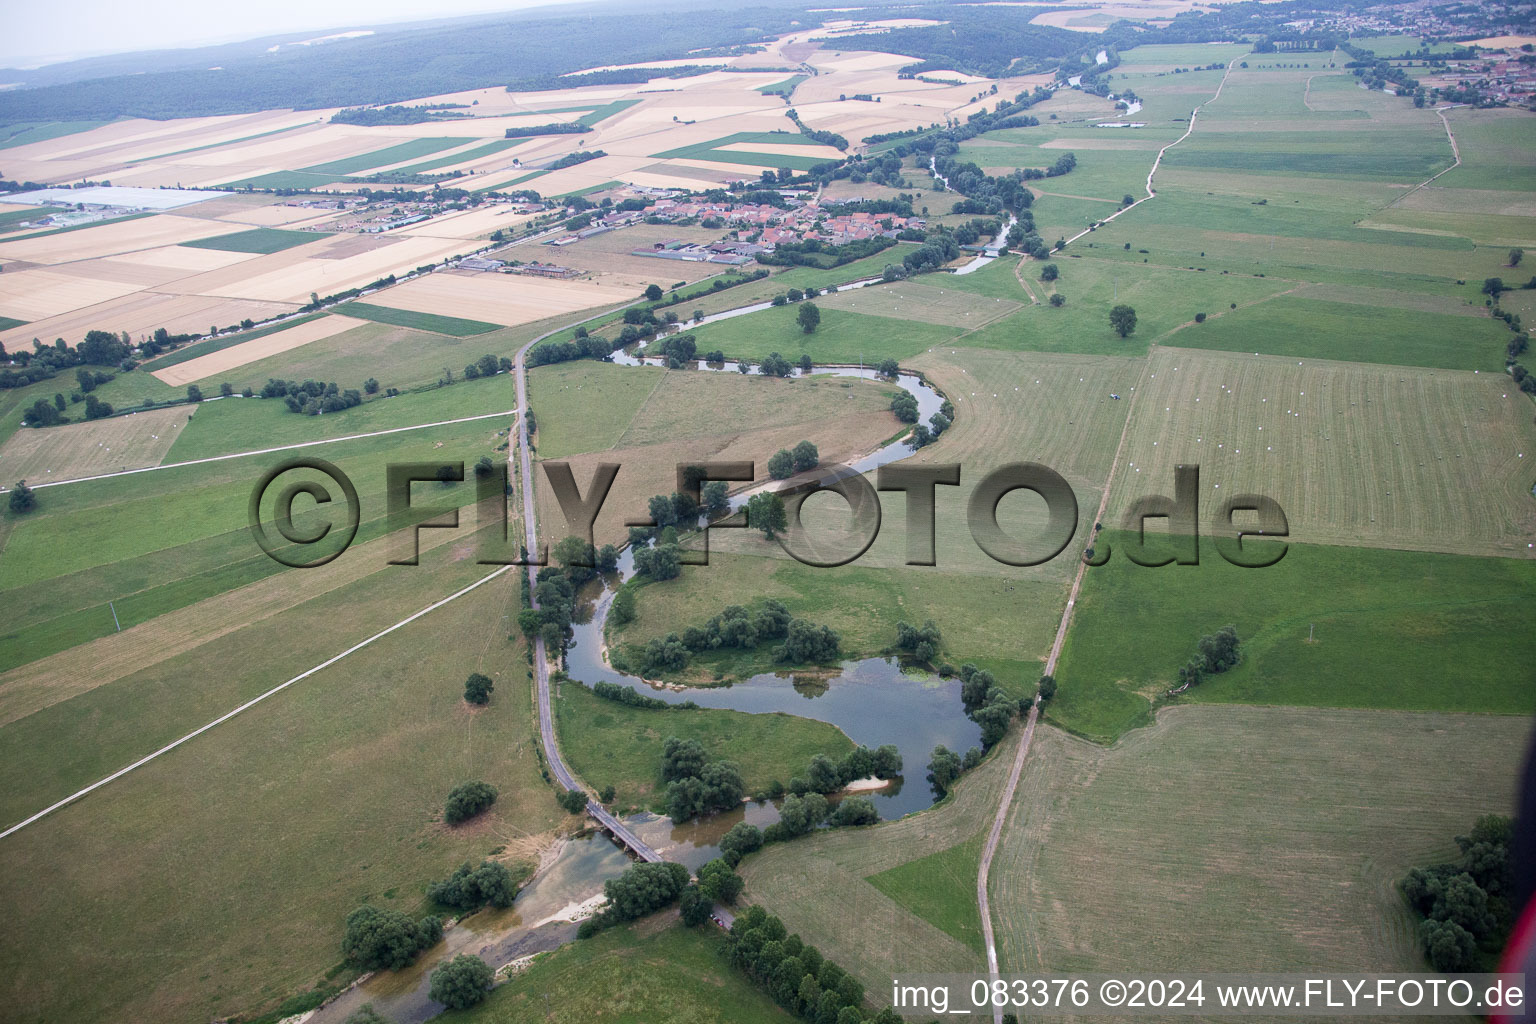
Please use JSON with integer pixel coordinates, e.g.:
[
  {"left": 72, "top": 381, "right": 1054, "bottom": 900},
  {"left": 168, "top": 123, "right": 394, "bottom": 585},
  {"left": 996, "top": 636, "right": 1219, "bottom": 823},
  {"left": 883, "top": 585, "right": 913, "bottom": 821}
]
[{"left": 511, "top": 321, "right": 663, "bottom": 863}]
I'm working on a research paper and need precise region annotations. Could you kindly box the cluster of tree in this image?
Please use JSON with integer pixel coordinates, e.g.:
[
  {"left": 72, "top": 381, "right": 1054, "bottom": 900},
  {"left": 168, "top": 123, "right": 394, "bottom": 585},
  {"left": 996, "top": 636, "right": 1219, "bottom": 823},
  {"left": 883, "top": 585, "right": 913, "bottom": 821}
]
[
  {"left": 746, "top": 491, "right": 789, "bottom": 539},
  {"left": 591, "top": 680, "right": 670, "bottom": 709},
  {"left": 1399, "top": 816, "right": 1513, "bottom": 971},
  {"left": 822, "top": 197, "right": 915, "bottom": 218},
  {"left": 768, "top": 440, "right": 820, "bottom": 479},
  {"left": 462, "top": 353, "right": 512, "bottom": 379},
  {"left": 833, "top": 9, "right": 1085, "bottom": 79},
  {"left": 548, "top": 149, "right": 606, "bottom": 170},
  {"left": 784, "top": 109, "right": 849, "bottom": 151},
  {"left": 932, "top": 153, "right": 1036, "bottom": 213},
  {"left": 662, "top": 737, "right": 747, "bottom": 821},
  {"left": 1109, "top": 304, "right": 1138, "bottom": 338},
  {"left": 926, "top": 744, "right": 985, "bottom": 796},
  {"left": 2, "top": 330, "right": 131, "bottom": 392},
  {"left": 956, "top": 662, "right": 1019, "bottom": 748},
  {"left": 8, "top": 480, "right": 36, "bottom": 515},
  {"left": 443, "top": 780, "right": 498, "bottom": 824},
  {"left": 677, "top": 599, "right": 794, "bottom": 655},
  {"left": 427, "top": 859, "right": 518, "bottom": 910},
  {"left": 777, "top": 619, "right": 842, "bottom": 664},
  {"left": 894, "top": 619, "right": 942, "bottom": 663},
  {"left": 907, "top": 407, "right": 952, "bottom": 449},
  {"left": 342, "top": 905, "right": 442, "bottom": 971},
  {"left": 136, "top": 325, "right": 202, "bottom": 359},
  {"left": 427, "top": 955, "right": 494, "bottom": 1011},
  {"left": 762, "top": 791, "right": 880, "bottom": 845},
  {"left": 463, "top": 672, "right": 494, "bottom": 705},
  {"left": 633, "top": 539, "right": 684, "bottom": 583},
  {"left": 846, "top": 151, "right": 908, "bottom": 189},
  {"left": 529, "top": 327, "right": 619, "bottom": 367},
  {"left": 891, "top": 390, "right": 920, "bottom": 423},
  {"left": 786, "top": 745, "right": 902, "bottom": 803},
  {"left": 647, "top": 331, "right": 699, "bottom": 367},
  {"left": 637, "top": 600, "right": 839, "bottom": 672},
  {"left": 901, "top": 232, "right": 965, "bottom": 275},
  {"left": 755, "top": 351, "right": 796, "bottom": 377},
  {"left": 577, "top": 859, "right": 692, "bottom": 938},
  {"left": 503, "top": 121, "right": 591, "bottom": 138},
  {"left": 332, "top": 104, "right": 469, "bottom": 125},
  {"left": 685, "top": 856, "right": 745, "bottom": 912},
  {"left": 757, "top": 236, "right": 896, "bottom": 270},
  {"left": 1173, "top": 625, "right": 1240, "bottom": 691},
  {"left": 952, "top": 216, "right": 1003, "bottom": 247},
  {"left": 726, "top": 905, "right": 897, "bottom": 1024},
  {"left": 22, "top": 369, "right": 121, "bottom": 427},
  {"left": 517, "top": 564, "right": 579, "bottom": 653},
  {"left": 259, "top": 377, "right": 364, "bottom": 415},
  {"left": 518, "top": 64, "right": 720, "bottom": 91}
]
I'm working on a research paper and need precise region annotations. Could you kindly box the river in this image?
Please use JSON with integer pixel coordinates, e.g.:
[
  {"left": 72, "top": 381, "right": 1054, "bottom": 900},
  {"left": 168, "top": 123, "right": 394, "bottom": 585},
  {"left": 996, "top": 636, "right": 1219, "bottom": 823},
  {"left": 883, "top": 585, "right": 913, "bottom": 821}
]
[{"left": 313, "top": 266, "right": 978, "bottom": 1024}]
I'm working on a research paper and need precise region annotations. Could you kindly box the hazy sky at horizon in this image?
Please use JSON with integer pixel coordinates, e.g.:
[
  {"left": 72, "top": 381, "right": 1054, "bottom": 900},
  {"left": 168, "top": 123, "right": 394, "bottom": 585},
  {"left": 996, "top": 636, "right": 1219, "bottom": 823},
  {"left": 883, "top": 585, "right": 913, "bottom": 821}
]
[{"left": 0, "top": 0, "right": 591, "bottom": 69}]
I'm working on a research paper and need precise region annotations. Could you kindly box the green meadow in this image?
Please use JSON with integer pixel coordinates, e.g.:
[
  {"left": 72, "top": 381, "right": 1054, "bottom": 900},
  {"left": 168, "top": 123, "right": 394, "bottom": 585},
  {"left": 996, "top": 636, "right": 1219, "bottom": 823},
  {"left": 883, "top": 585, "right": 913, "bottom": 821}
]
[{"left": 1051, "top": 534, "right": 1536, "bottom": 743}]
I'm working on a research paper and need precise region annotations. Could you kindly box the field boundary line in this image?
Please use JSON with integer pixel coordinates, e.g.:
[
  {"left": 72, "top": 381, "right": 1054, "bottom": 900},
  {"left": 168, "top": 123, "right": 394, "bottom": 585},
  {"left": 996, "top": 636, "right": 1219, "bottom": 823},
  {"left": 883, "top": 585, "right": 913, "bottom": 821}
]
[
  {"left": 607, "top": 369, "right": 672, "bottom": 451},
  {"left": 976, "top": 344, "right": 1155, "bottom": 1023},
  {"left": 1057, "top": 55, "right": 1240, "bottom": 255},
  {"left": 1383, "top": 105, "right": 1463, "bottom": 210},
  {"left": 9, "top": 409, "right": 518, "bottom": 492},
  {"left": 0, "top": 565, "right": 512, "bottom": 841}
]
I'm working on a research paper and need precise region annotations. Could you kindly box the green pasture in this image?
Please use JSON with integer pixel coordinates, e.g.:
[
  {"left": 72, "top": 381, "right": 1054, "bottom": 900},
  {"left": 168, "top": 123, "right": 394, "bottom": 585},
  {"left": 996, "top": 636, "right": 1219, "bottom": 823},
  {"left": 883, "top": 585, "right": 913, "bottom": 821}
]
[
  {"left": 556, "top": 681, "right": 854, "bottom": 813},
  {"left": 1051, "top": 534, "right": 1536, "bottom": 743},
  {"left": 179, "top": 226, "right": 329, "bottom": 254},
  {"left": 333, "top": 301, "right": 502, "bottom": 336}
]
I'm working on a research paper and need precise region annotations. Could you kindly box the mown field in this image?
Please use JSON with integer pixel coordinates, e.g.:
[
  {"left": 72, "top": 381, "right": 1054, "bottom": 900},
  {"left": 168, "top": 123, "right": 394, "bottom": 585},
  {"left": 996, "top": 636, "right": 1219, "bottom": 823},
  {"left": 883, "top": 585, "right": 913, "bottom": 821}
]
[
  {"left": 1101, "top": 347, "right": 1536, "bottom": 559},
  {"left": 1051, "top": 533, "right": 1536, "bottom": 744},
  {"left": 687, "top": 303, "right": 961, "bottom": 363},
  {"left": 529, "top": 359, "right": 903, "bottom": 548},
  {"left": 180, "top": 226, "right": 328, "bottom": 254},
  {"left": 556, "top": 680, "right": 854, "bottom": 813},
  {"left": 334, "top": 300, "right": 503, "bottom": 336},
  {"left": 0, "top": 568, "right": 567, "bottom": 1024},
  {"left": 740, "top": 730, "right": 1021, "bottom": 993},
  {"left": 0, "top": 411, "right": 509, "bottom": 674},
  {"left": 460, "top": 914, "right": 794, "bottom": 1023},
  {"left": 991, "top": 707, "right": 1530, "bottom": 974}
]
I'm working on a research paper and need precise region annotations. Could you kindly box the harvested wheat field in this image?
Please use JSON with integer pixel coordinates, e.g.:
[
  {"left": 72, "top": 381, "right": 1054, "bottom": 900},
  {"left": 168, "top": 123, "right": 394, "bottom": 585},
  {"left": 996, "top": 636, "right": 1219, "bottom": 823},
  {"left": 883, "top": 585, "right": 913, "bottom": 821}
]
[
  {"left": 400, "top": 206, "right": 540, "bottom": 239},
  {"left": 151, "top": 315, "right": 368, "bottom": 385},
  {"left": 0, "top": 405, "right": 190, "bottom": 484},
  {"left": 0, "top": 268, "right": 145, "bottom": 321},
  {"left": 0, "top": 213, "right": 243, "bottom": 264},
  {"left": 0, "top": 291, "right": 296, "bottom": 350},
  {"left": 368, "top": 268, "right": 637, "bottom": 326},
  {"left": 164, "top": 234, "right": 470, "bottom": 304}
]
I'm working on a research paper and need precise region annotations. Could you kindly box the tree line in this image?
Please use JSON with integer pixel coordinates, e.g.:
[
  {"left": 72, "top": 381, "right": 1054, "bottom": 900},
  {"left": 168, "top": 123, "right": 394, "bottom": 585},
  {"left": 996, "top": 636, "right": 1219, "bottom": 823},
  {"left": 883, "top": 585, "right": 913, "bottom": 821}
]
[
  {"left": 725, "top": 905, "right": 907, "bottom": 1024},
  {"left": 1400, "top": 816, "right": 1513, "bottom": 971}
]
